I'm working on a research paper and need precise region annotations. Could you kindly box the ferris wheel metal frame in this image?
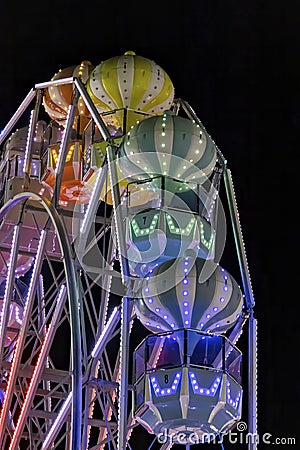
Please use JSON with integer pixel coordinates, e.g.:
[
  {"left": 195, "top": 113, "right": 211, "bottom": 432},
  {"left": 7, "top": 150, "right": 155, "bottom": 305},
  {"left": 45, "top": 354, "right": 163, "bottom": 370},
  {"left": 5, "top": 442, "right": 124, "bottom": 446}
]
[{"left": 0, "top": 75, "right": 257, "bottom": 450}]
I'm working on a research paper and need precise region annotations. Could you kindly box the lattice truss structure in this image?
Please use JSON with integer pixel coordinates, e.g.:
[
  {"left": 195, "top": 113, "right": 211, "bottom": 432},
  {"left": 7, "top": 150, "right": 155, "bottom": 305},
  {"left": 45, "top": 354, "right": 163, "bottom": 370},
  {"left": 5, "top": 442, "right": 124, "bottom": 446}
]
[{"left": 0, "top": 53, "right": 257, "bottom": 450}]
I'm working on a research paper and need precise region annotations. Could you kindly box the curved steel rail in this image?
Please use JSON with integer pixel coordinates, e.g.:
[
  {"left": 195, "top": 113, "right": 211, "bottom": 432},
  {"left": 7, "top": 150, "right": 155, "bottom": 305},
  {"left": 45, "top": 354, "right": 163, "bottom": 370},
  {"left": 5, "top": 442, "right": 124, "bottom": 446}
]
[{"left": 0, "top": 192, "right": 82, "bottom": 450}]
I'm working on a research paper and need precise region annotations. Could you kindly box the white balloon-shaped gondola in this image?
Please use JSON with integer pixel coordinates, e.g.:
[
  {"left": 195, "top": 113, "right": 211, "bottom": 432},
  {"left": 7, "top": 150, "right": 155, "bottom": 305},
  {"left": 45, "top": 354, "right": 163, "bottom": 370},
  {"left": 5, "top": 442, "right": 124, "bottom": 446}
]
[
  {"left": 132, "top": 258, "right": 244, "bottom": 444},
  {"left": 134, "top": 257, "right": 243, "bottom": 334}
]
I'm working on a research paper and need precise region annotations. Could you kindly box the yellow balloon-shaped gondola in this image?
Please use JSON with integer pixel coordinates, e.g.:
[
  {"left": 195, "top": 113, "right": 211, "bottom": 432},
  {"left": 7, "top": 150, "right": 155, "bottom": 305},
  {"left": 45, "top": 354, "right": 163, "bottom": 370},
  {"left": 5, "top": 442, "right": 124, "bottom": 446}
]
[{"left": 86, "top": 51, "right": 175, "bottom": 132}]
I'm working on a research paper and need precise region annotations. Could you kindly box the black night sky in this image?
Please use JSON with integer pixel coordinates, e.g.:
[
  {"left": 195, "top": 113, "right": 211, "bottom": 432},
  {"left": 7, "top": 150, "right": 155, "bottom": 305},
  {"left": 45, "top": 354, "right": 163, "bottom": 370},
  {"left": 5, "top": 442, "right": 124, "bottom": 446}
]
[{"left": 1, "top": 1, "right": 299, "bottom": 449}]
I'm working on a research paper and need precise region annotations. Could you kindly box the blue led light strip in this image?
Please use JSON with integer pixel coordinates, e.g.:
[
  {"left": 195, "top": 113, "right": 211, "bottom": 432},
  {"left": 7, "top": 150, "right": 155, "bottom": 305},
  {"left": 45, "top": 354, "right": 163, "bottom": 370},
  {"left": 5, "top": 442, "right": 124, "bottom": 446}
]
[
  {"left": 189, "top": 372, "right": 221, "bottom": 396},
  {"left": 150, "top": 372, "right": 181, "bottom": 397}
]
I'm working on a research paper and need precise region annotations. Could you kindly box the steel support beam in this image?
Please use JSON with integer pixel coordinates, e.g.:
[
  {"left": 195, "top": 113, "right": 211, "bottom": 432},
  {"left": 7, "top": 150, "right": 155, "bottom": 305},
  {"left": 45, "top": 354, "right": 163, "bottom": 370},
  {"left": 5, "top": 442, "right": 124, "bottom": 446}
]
[
  {"left": 8, "top": 286, "right": 67, "bottom": 449},
  {"left": 107, "top": 145, "right": 132, "bottom": 450},
  {"left": 248, "top": 313, "right": 258, "bottom": 449},
  {"left": 0, "top": 89, "right": 36, "bottom": 146}
]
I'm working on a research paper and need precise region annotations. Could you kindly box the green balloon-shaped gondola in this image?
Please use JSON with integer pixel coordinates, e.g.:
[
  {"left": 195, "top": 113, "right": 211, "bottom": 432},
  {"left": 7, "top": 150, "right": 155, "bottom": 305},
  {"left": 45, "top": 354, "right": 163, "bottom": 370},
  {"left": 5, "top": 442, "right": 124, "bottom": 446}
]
[{"left": 117, "top": 110, "right": 217, "bottom": 187}]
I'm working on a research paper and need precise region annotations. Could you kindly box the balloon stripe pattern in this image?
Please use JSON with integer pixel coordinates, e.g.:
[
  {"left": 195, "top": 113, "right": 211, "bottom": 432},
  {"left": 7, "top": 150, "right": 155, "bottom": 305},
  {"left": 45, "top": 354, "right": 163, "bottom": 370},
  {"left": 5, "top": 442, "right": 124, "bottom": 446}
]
[
  {"left": 118, "top": 111, "right": 217, "bottom": 184},
  {"left": 86, "top": 51, "right": 175, "bottom": 130},
  {"left": 42, "top": 61, "right": 94, "bottom": 125},
  {"left": 134, "top": 258, "right": 243, "bottom": 334}
]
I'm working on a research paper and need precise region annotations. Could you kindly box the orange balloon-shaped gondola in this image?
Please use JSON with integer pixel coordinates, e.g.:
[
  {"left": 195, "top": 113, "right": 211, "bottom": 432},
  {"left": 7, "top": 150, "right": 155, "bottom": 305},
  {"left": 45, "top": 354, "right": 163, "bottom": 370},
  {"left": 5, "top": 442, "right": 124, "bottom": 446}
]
[{"left": 42, "top": 60, "right": 94, "bottom": 133}]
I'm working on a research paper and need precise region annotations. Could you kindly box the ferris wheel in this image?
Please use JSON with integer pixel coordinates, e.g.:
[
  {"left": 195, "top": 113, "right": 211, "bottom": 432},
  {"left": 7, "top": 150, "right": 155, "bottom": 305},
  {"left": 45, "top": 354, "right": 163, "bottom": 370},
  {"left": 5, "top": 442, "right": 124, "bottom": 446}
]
[{"left": 0, "top": 51, "right": 257, "bottom": 450}]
